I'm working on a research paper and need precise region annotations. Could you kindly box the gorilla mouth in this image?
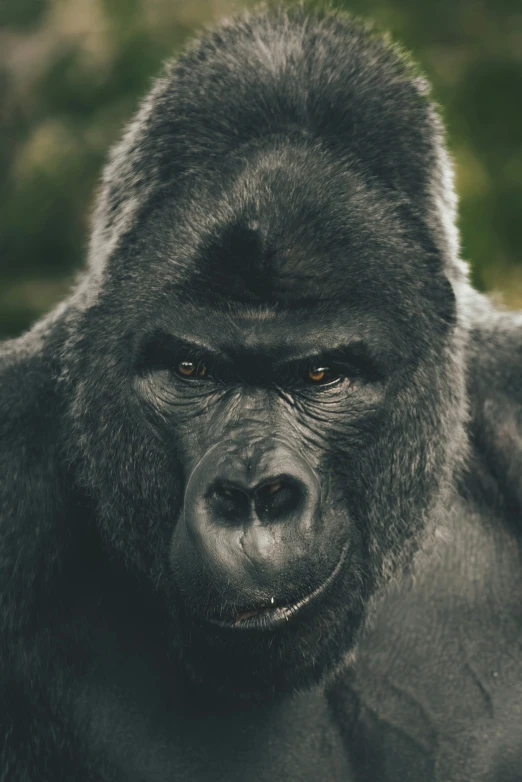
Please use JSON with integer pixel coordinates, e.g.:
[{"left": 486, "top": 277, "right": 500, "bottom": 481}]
[
  {"left": 209, "top": 542, "right": 349, "bottom": 632},
  {"left": 231, "top": 592, "right": 317, "bottom": 627}
]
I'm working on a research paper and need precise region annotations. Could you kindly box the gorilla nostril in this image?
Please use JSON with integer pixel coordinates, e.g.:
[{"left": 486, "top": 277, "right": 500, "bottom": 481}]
[
  {"left": 209, "top": 483, "right": 250, "bottom": 523},
  {"left": 265, "top": 481, "right": 282, "bottom": 495},
  {"left": 221, "top": 486, "right": 241, "bottom": 498},
  {"left": 206, "top": 475, "right": 309, "bottom": 526},
  {"left": 255, "top": 477, "right": 305, "bottom": 522}
]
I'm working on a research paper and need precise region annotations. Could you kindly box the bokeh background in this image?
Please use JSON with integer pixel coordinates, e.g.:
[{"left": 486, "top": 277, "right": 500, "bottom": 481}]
[{"left": 1, "top": 0, "right": 521, "bottom": 338}]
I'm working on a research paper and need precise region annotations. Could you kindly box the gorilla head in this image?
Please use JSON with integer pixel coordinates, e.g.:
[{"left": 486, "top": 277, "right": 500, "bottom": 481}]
[{"left": 61, "top": 8, "right": 468, "bottom": 697}]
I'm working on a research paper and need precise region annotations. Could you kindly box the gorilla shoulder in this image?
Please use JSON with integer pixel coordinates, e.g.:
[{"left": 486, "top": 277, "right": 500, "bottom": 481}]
[{"left": 0, "top": 317, "right": 68, "bottom": 630}]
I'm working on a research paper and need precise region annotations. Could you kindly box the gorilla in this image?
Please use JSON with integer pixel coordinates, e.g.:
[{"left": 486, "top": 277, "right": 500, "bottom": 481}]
[{"left": 1, "top": 6, "right": 521, "bottom": 782}]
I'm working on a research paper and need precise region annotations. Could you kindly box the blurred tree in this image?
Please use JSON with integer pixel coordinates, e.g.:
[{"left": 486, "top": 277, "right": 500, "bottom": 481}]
[{"left": 0, "top": 0, "right": 520, "bottom": 336}]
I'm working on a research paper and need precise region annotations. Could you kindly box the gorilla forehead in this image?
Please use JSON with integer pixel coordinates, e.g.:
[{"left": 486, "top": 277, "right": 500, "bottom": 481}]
[
  {"left": 119, "top": 138, "right": 443, "bottom": 319},
  {"left": 108, "top": 157, "right": 454, "bottom": 373}
]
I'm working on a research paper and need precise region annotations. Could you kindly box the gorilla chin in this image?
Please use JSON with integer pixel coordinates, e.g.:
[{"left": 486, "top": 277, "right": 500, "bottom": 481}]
[{"left": 170, "top": 543, "right": 362, "bottom": 699}]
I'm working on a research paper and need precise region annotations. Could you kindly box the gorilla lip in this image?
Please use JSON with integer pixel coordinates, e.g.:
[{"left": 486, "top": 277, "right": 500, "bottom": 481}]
[{"left": 209, "top": 542, "right": 349, "bottom": 631}]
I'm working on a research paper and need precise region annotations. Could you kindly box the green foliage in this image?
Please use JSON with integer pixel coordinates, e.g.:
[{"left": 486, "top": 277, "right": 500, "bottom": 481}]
[
  {"left": 1, "top": 0, "right": 521, "bottom": 337},
  {"left": 0, "top": 0, "right": 48, "bottom": 31}
]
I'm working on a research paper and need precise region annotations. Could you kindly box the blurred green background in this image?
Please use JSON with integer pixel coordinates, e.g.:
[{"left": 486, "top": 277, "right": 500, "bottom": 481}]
[{"left": 0, "top": 0, "right": 521, "bottom": 338}]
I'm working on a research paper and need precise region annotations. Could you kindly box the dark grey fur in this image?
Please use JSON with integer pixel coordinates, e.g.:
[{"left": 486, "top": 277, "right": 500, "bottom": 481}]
[{"left": 1, "top": 7, "right": 521, "bottom": 781}]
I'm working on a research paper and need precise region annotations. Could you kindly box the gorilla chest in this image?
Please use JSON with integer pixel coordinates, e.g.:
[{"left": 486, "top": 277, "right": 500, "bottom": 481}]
[{"left": 72, "top": 680, "right": 354, "bottom": 782}]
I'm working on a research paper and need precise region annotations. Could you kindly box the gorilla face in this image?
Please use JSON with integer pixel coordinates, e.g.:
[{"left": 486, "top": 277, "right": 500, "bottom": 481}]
[
  {"left": 138, "top": 300, "right": 373, "bottom": 695},
  {"left": 64, "top": 139, "right": 463, "bottom": 697},
  {"left": 62, "top": 11, "right": 468, "bottom": 697}
]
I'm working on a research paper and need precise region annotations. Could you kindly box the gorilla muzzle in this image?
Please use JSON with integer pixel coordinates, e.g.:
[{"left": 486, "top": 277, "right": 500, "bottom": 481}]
[{"left": 170, "top": 439, "right": 330, "bottom": 624}]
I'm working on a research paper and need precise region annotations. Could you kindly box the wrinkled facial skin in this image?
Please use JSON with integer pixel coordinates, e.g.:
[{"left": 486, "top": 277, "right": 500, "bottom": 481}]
[
  {"left": 135, "top": 304, "right": 388, "bottom": 695},
  {"left": 67, "top": 141, "right": 460, "bottom": 698}
]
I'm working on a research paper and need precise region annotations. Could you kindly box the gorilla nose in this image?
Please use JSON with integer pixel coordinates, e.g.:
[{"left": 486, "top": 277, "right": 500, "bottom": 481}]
[
  {"left": 172, "top": 443, "right": 323, "bottom": 603},
  {"left": 209, "top": 476, "right": 306, "bottom": 525}
]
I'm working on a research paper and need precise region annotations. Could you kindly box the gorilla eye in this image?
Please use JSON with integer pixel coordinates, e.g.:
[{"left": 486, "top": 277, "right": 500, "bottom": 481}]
[
  {"left": 175, "top": 360, "right": 208, "bottom": 379},
  {"left": 306, "top": 365, "right": 342, "bottom": 386}
]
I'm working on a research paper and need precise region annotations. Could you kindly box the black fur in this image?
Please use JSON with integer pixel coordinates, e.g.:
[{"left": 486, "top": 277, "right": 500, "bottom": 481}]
[{"left": 1, "top": 7, "right": 521, "bottom": 781}]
